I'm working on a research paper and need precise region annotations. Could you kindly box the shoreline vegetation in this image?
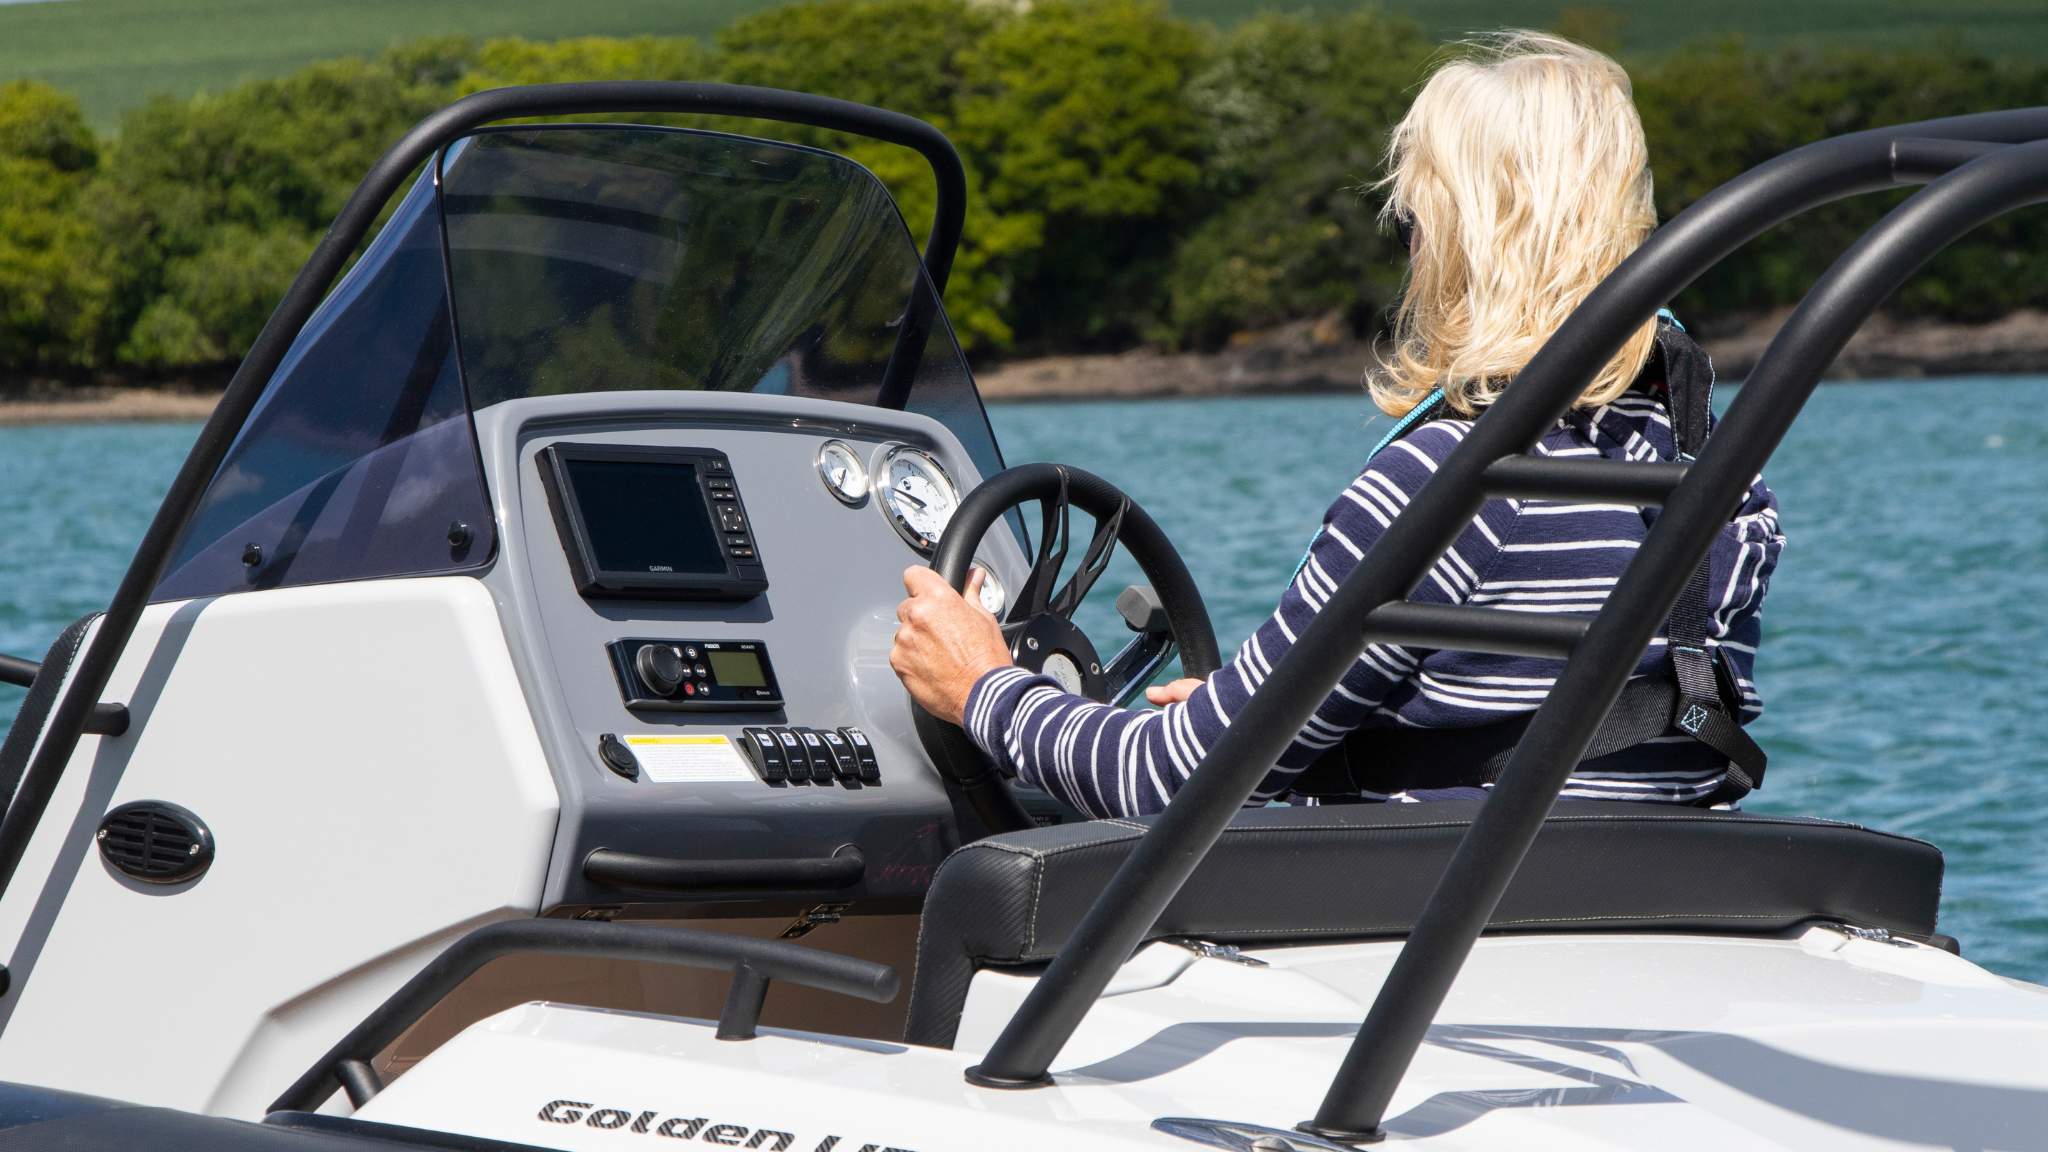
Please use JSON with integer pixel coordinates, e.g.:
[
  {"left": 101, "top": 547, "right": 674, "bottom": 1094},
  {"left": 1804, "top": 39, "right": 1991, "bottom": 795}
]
[
  {"left": 5, "top": 2, "right": 2048, "bottom": 413},
  {"left": 6, "top": 309, "right": 2043, "bottom": 425}
]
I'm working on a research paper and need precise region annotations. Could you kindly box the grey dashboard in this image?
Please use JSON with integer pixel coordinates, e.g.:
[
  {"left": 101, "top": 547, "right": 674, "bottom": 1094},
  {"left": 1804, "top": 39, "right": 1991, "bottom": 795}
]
[{"left": 472, "top": 392, "right": 1033, "bottom": 916}]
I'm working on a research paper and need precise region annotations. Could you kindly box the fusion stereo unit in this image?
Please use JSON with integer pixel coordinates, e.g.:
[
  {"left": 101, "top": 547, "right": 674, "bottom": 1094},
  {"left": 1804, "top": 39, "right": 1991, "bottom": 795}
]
[
  {"left": 538, "top": 442, "right": 768, "bottom": 600},
  {"left": 609, "top": 638, "right": 785, "bottom": 711}
]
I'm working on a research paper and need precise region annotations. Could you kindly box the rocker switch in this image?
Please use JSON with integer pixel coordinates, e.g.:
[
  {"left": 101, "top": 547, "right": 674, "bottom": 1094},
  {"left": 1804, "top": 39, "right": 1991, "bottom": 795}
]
[
  {"left": 773, "top": 729, "right": 811, "bottom": 785},
  {"left": 794, "top": 728, "right": 836, "bottom": 783},
  {"left": 742, "top": 727, "right": 787, "bottom": 784},
  {"left": 841, "top": 727, "right": 881, "bottom": 783},
  {"left": 819, "top": 729, "right": 861, "bottom": 782}
]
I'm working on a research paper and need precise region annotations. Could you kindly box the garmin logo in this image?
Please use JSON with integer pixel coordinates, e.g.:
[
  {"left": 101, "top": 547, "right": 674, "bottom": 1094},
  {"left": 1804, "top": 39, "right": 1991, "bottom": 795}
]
[
  {"left": 536, "top": 1099, "right": 915, "bottom": 1152},
  {"left": 648, "top": 565, "right": 676, "bottom": 572}
]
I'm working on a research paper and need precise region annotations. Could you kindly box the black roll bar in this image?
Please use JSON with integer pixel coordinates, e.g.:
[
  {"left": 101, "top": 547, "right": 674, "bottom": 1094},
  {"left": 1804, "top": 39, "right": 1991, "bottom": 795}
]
[
  {"left": 0, "top": 83, "right": 967, "bottom": 911},
  {"left": 1306, "top": 134, "right": 2048, "bottom": 1142},
  {"left": 270, "top": 918, "right": 900, "bottom": 1113},
  {"left": 964, "top": 105, "right": 2048, "bottom": 1105}
]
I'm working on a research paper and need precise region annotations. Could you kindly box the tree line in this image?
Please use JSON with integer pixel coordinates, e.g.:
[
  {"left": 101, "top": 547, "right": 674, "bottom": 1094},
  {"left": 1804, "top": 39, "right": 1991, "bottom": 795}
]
[{"left": 3, "top": 0, "right": 2046, "bottom": 381}]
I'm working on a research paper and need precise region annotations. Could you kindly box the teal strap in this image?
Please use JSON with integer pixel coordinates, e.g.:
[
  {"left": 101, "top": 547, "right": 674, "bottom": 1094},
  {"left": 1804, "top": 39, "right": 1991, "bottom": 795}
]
[
  {"left": 1366, "top": 387, "right": 1446, "bottom": 460},
  {"left": 1288, "top": 388, "right": 1446, "bottom": 584}
]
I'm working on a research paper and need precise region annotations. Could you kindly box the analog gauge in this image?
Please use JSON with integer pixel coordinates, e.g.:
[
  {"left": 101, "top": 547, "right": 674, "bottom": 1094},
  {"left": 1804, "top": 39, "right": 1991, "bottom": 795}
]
[
  {"left": 970, "top": 561, "right": 1007, "bottom": 618},
  {"left": 874, "top": 445, "right": 959, "bottom": 554},
  {"left": 816, "top": 439, "right": 868, "bottom": 505}
]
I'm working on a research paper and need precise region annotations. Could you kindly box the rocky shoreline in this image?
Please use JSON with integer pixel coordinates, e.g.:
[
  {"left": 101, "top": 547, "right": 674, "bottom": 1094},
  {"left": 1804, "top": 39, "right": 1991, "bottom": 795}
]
[
  {"left": 977, "top": 308, "right": 2048, "bottom": 402},
  {"left": 4, "top": 310, "right": 2045, "bottom": 425},
  {"left": 0, "top": 383, "right": 222, "bottom": 426}
]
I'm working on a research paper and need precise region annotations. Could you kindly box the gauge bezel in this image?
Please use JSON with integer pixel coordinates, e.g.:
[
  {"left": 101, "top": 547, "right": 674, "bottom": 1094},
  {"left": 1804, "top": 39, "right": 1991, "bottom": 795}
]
[
  {"left": 970, "top": 560, "right": 1007, "bottom": 617},
  {"left": 815, "top": 439, "right": 869, "bottom": 506},
  {"left": 872, "top": 443, "right": 959, "bottom": 555}
]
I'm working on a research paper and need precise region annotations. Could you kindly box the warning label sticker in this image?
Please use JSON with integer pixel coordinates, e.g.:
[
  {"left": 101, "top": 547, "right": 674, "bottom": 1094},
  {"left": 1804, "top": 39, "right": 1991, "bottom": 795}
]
[{"left": 622, "top": 735, "right": 755, "bottom": 783}]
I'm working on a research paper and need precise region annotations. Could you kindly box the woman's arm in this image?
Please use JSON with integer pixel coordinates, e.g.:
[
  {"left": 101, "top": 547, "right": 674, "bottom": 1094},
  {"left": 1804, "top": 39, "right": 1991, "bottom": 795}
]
[{"left": 897, "top": 424, "right": 1509, "bottom": 817}]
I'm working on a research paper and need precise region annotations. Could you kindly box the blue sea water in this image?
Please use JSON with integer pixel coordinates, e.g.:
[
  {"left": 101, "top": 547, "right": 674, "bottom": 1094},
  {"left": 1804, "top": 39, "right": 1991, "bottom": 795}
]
[{"left": 2, "top": 378, "right": 2044, "bottom": 981}]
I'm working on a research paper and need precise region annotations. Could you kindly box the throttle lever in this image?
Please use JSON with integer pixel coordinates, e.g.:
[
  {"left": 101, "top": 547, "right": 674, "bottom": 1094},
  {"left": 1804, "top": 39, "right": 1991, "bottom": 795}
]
[{"left": 1116, "top": 584, "right": 1171, "bottom": 634}]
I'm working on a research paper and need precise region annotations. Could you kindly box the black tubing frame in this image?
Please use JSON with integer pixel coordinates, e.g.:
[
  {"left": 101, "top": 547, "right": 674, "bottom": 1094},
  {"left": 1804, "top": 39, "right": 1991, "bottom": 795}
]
[
  {"left": 0, "top": 83, "right": 968, "bottom": 914},
  {"left": 965, "top": 106, "right": 2048, "bottom": 1125},
  {"left": 270, "top": 918, "right": 899, "bottom": 1113},
  {"left": 1306, "top": 131, "right": 2048, "bottom": 1143}
]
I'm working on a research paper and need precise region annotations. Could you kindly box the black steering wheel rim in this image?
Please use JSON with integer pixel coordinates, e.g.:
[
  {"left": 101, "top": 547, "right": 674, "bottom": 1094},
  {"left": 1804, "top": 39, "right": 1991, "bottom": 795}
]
[{"left": 914, "top": 463, "right": 1220, "bottom": 839}]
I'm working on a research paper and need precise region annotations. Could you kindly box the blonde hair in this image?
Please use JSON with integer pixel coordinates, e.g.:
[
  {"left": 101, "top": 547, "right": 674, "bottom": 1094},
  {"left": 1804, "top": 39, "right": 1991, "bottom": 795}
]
[{"left": 1371, "top": 31, "right": 1658, "bottom": 419}]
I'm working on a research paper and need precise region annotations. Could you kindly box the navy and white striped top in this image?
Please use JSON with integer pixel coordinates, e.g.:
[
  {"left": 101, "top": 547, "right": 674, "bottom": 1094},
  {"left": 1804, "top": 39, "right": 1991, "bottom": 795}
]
[{"left": 963, "top": 384, "right": 1784, "bottom": 816}]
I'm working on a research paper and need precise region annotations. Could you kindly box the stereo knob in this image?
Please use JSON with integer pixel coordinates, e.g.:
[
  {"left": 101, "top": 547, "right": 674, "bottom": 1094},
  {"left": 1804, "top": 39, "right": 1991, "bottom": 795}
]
[{"left": 635, "top": 644, "right": 686, "bottom": 697}]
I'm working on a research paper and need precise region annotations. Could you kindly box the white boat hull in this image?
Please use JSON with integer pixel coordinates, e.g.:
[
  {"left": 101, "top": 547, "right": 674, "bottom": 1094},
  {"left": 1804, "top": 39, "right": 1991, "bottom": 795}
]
[{"left": 357, "top": 928, "right": 2048, "bottom": 1150}]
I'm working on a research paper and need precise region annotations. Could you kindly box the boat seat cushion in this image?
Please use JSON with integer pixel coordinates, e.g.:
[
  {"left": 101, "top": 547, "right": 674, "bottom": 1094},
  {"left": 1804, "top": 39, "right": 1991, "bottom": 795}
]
[{"left": 904, "top": 800, "right": 1943, "bottom": 1048}]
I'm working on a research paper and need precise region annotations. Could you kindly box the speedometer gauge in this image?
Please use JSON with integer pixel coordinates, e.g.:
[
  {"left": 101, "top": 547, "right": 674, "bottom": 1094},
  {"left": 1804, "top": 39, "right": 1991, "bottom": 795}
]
[
  {"left": 816, "top": 440, "right": 868, "bottom": 505},
  {"left": 875, "top": 445, "right": 959, "bottom": 554}
]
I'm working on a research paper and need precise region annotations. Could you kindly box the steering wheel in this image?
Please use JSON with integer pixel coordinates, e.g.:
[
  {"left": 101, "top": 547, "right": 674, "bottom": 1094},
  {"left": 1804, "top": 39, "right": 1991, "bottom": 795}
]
[{"left": 912, "top": 463, "right": 1221, "bottom": 838}]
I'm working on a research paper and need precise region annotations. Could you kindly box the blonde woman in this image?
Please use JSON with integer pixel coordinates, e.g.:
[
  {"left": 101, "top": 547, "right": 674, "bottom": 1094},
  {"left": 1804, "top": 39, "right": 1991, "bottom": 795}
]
[{"left": 891, "top": 32, "right": 1785, "bottom": 814}]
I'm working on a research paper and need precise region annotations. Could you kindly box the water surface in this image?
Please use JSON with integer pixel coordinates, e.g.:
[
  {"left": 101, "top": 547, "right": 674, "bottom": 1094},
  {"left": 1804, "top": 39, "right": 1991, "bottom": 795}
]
[{"left": 2, "top": 378, "right": 2043, "bottom": 980}]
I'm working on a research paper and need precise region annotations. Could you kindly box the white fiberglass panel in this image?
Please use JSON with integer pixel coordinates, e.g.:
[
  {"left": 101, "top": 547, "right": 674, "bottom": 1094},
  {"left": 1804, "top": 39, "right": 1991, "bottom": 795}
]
[
  {"left": 369, "top": 931, "right": 2048, "bottom": 1151},
  {"left": 0, "top": 578, "right": 557, "bottom": 1117}
]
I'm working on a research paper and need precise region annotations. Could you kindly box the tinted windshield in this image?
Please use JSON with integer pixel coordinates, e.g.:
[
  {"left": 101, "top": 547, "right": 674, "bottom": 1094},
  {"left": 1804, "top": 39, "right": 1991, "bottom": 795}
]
[
  {"left": 156, "top": 125, "right": 998, "bottom": 602},
  {"left": 441, "top": 126, "right": 997, "bottom": 476}
]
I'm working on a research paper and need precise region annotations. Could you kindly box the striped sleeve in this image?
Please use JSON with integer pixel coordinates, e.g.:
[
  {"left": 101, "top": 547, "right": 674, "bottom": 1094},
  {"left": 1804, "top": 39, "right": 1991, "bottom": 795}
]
[
  {"left": 1705, "top": 470, "right": 1784, "bottom": 720},
  {"left": 960, "top": 422, "right": 1512, "bottom": 817}
]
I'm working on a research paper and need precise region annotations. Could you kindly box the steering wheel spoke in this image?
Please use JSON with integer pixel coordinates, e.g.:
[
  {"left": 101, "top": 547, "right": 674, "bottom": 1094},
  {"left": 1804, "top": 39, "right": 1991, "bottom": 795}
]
[
  {"left": 1010, "top": 469, "right": 1072, "bottom": 621},
  {"left": 1047, "top": 495, "right": 1126, "bottom": 621}
]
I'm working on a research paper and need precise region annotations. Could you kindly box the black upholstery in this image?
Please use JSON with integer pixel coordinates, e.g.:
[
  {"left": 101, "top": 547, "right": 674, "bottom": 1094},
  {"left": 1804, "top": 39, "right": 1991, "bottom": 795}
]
[
  {"left": 0, "top": 615, "right": 95, "bottom": 812},
  {"left": 905, "top": 800, "right": 1943, "bottom": 1048}
]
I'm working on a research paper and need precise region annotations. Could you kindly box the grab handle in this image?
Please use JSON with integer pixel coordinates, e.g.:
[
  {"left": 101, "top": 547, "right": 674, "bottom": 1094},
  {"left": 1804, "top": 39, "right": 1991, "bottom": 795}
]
[{"left": 583, "top": 846, "right": 865, "bottom": 893}]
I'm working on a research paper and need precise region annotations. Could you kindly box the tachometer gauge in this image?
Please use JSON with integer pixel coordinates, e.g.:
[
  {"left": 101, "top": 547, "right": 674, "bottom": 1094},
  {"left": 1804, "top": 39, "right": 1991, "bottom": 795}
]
[
  {"left": 875, "top": 445, "right": 959, "bottom": 554},
  {"left": 816, "top": 439, "right": 868, "bottom": 505},
  {"left": 970, "top": 561, "right": 1006, "bottom": 617}
]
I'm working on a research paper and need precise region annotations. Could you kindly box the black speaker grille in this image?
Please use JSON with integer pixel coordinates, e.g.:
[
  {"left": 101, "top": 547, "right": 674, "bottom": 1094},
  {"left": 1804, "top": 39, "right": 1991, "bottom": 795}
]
[{"left": 97, "top": 801, "right": 212, "bottom": 884}]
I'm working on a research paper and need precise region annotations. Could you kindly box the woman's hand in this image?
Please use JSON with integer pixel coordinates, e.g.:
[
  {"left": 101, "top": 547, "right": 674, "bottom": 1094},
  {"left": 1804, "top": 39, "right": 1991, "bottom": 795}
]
[
  {"left": 1144, "top": 678, "right": 1204, "bottom": 706},
  {"left": 891, "top": 566, "right": 1014, "bottom": 726}
]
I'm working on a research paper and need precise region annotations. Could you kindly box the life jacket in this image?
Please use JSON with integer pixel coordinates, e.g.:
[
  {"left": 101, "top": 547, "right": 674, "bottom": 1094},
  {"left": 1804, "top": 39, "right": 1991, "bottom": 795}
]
[{"left": 1291, "top": 316, "right": 1768, "bottom": 806}]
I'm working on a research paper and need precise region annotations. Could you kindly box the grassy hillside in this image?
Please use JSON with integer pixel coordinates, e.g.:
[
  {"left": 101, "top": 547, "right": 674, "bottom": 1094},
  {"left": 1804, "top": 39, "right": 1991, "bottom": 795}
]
[
  {"left": 0, "top": 0, "right": 775, "bottom": 129},
  {"left": 5, "top": 0, "right": 2048, "bottom": 130}
]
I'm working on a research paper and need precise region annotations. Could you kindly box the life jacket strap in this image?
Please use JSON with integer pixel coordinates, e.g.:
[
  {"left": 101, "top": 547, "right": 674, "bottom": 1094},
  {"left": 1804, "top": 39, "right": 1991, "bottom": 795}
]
[
  {"left": 1654, "top": 319, "right": 1768, "bottom": 802},
  {"left": 1289, "top": 319, "right": 1768, "bottom": 804}
]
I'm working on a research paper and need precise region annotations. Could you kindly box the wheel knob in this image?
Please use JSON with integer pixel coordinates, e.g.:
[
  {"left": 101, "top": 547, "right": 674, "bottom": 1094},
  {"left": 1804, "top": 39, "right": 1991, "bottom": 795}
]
[{"left": 635, "top": 644, "right": 686, "bottom": 697}]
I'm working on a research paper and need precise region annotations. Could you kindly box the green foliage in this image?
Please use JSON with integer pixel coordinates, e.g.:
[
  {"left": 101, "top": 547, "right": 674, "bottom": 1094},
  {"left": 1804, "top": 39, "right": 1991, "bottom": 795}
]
[
  {"left": 716, "top": 0, "right": 990, "bottom": 115},
  {"left": 0, "top": 84, "right": 107, "bottom": 369},
  {"left": 952, "top": 0, "right": 1211, "bottom": 348},
  {"left": 91, "top": 39, "right": 477, "bottom": 370},
  {"left": 119, "top": 224, "right": 316, "bottom": 367},
  {"left": 0, "top": 81, "right": 99, "bottom": 173},
  {"left": 712, "top": 0, "right": 1008, "bottom": 343},
  {"left": 1163, "top": 11, "right": 1431, "bottom": 348},
  {"left": 3, "top": 3, "right": 2048, "bottom": 379},
  {"left": 462, "top": 35, "right": 709, "bottom": 90},
  {"left": 1639, "top": 39, "right": 2048, "bottom": 323}
]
